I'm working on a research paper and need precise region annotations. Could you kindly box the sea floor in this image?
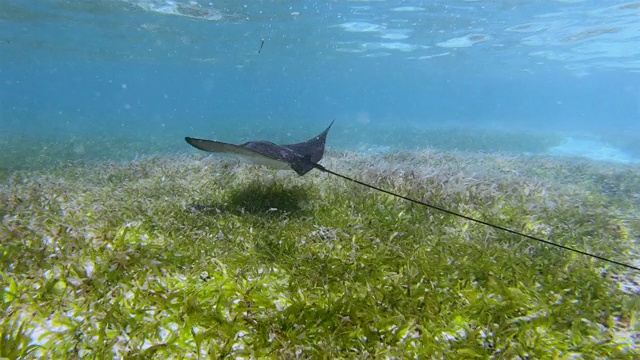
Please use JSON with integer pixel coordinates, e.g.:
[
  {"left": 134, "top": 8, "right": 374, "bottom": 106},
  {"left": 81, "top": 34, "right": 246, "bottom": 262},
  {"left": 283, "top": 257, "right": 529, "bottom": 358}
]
[
  {"left": 1, "top": 145, "right": 639, "bottom": 358},
  {"left": 549, "top": 137, "right": 640, "bottom": 164}
]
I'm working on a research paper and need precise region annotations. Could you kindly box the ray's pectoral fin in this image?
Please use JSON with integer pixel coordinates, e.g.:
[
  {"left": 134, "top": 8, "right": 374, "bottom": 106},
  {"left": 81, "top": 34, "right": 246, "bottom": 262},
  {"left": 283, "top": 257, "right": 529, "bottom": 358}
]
[
  {"left": 183, "top": 122, "right": 640, "bottom": 271},
  {"left": 288, "top": 155, "right": 316, "bottom": 176},
  {"left": 185, "top": 137, "right": 270, "bottom": 159},
  {"left": 185, "top": 137, "right": 231, "bottom": 153},
  {"left": 185, "top": 136, "right": 291, "bottom": 170},
  {"left": 283, "top": 120, "right": 334, "bottom": 164},
  {"left": 185, "top": 121, "right": 334, "bottom": 176}
]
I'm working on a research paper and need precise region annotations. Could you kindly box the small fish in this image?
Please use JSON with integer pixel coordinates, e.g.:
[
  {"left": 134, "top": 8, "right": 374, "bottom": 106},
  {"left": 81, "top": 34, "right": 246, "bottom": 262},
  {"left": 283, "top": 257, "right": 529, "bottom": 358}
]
[{"left": 258, "top": 39, "right": 264, "bottom": 54}]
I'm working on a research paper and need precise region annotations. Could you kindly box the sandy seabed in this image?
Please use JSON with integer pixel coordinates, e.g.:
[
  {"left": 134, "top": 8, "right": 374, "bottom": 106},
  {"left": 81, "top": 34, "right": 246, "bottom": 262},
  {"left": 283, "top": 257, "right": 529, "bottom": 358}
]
[{"left": 1, "top": 149, "right": 639, "bottom": 358}]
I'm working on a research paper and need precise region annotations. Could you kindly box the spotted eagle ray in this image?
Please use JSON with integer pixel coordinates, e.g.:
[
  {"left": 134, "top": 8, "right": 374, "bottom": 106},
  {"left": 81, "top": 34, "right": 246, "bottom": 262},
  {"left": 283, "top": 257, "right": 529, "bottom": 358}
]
[{"left": 185, "top": 122, "right": 638, "bottom": 272}]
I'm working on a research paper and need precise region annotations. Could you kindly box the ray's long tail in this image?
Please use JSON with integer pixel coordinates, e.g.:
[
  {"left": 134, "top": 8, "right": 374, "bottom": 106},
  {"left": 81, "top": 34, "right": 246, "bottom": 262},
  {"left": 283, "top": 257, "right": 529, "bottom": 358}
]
[{"left": 312, "top": 163, "right": 640, "bottom": 272}]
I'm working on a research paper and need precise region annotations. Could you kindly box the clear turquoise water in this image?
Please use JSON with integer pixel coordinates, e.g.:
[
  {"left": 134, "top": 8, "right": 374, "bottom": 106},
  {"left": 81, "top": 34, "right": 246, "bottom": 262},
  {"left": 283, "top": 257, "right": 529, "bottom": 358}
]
[
  {"left": 2, "top": 2, "right": 640, "bottom": 354},
  {"left": 1, "top": 0, "right": 639, "bottom": 162}
]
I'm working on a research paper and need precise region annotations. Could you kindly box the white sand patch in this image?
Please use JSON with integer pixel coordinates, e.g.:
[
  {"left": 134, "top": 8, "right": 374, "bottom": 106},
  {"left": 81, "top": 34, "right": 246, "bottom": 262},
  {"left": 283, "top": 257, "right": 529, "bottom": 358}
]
[{"left": 549, "top": 138, "right": 638, "bottom": 163}]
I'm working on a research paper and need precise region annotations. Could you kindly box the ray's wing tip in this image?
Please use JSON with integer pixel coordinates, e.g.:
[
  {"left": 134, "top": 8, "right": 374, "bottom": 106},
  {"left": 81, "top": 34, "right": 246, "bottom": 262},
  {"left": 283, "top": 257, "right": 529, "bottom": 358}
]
[
  {"left": 185, "top": 136, "right": 208, "bottom": 151},
  {"left": 317, "top": 119, "right": 335, "bottom": 139},
  {"left": 327, "top": 119, "right": 335, "bottom": 130},
  {"left": 185, "top": 138, "right": 199, "bottom": 150}
]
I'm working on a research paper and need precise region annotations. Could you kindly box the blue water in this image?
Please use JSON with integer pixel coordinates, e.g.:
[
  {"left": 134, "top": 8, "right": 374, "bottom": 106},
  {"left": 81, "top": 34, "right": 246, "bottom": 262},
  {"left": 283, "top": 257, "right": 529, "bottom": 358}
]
[{"left": 1, "top": 0, "right": 640, "bottom": 161}]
